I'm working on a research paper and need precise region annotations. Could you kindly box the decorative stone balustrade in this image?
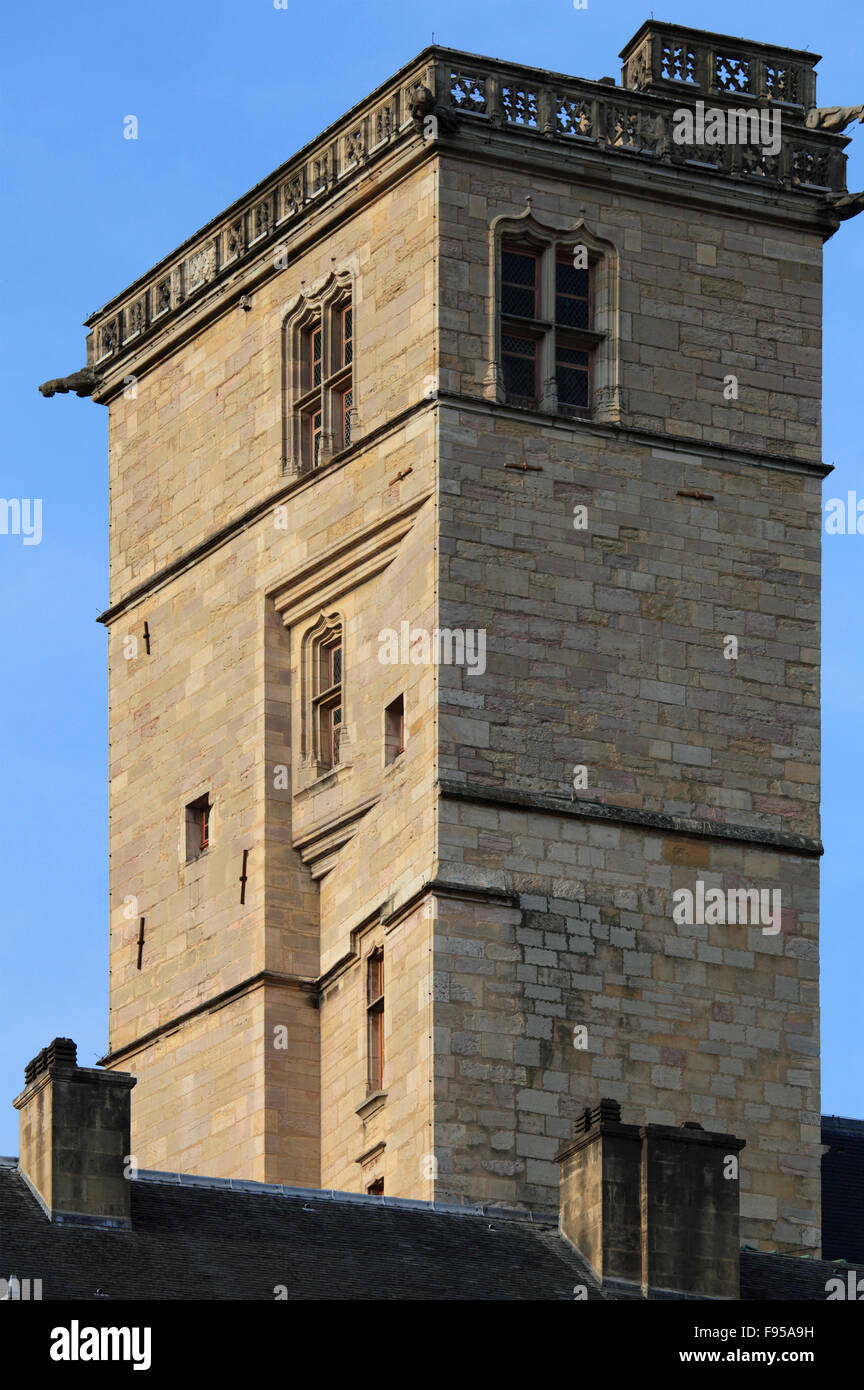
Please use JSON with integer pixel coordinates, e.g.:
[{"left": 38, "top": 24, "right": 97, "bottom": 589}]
[
  {"left": 620, "top": 21, "right": 818, "bottom": 109},
  {"left": 85, "top": 30, "right": 846, "bottom": 373}
]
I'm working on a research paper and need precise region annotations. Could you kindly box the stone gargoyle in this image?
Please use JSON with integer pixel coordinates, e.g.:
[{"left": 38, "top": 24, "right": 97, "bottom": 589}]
[
  {"left": 827, "top": 190, "right": 864, "bottom": 220},
  {"left": 409, "top": 84, "right": 460, "bottom": 137},
  {"left": 805, "top": 104, "right": 864, "bottom": 133},
  {"left": 38, "top": 367, "right": 99, "bottom": 398}
]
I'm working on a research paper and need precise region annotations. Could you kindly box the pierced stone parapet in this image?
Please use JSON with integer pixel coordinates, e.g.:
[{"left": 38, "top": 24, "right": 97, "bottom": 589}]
[
  {"left": 620, "top": 21, "right": 818, "bottom": 111},
  {"left": 84, "top": 34, "right": 846, "bottom": 380}
]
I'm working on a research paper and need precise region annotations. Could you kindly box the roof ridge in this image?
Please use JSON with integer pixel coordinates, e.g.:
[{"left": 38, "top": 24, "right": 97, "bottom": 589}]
[{"left": 133, "top": 1167, "right": 556, "bottom": 1223}]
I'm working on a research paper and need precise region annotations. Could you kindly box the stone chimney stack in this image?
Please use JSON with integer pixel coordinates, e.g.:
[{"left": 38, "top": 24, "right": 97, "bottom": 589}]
[
  {"left": 13, "top": 1038, "right": 136, "bottom": 1229},
  {"left": 557, "top": 1100, "right": 745, "bottom": 1299}
]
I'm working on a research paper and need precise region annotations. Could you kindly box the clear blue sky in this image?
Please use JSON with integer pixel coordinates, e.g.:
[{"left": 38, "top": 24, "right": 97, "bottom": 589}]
[{"left": 1, "top": 0, "right": 862, "bottom": 1154}]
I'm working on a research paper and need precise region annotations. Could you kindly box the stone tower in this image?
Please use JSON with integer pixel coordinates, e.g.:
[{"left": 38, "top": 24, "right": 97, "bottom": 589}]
[{"left": 50, "top": 21, "right": 859, "bottom": 1253}]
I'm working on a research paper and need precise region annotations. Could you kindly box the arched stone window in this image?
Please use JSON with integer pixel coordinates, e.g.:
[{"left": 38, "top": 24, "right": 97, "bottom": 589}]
[
  {"left": 283, "top": 267, "right": 357, "bottom": 473},
  {"left": 487, "top": 208, "right": 621, "bottom": 424}
]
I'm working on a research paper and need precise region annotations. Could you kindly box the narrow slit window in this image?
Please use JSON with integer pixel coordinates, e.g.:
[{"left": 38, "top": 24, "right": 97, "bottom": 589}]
[
  {"left": 384, "top": 694, "right": 405, "bottom": 765},
  {"left": 311, "top": 631, "right": 343, "bottom": 771},
  {"left": 185, "top": 794, "right": 211, "bottom": 861},
  {"left": 367, "top": 950, "right": 384, "bottom": 1093}
]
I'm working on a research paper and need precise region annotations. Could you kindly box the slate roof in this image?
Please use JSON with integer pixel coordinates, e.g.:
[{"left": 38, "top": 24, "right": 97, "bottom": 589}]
[
  {"left": 2, "top": 1157, "right": 861, "bottom": 1302},
  {"left": 0, "top": 1161, "right": 607, "bottom": 1302},
  {"left": 821, "top": 1116, "right": 864, "bottom": 1263},
  {"left": 740, "top": 1249, "right": 862, "bottom": 1301}
]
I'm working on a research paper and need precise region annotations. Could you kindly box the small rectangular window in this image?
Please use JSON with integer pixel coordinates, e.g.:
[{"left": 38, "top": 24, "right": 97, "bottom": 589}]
[
  {"left": 340, "top": 387, "right": 353, "bottom": 448},
  {"left": 367, "top": 950, "right": 384, "bottom": 1093},
  {"left": 384, "top": 695, "right": 404, "bottom": 765},
  {"left": 502, "top": 334, "right": 537, "bottom": 403},
  {"left": 312, "top": 326, "right": 323, "bottom": 386},
  {"left": 556, "top": 346, "right": 590, "bottom": 409},
  {"left": 302, "top": 408, "right": 323, "bottom": 469},
  {"left": 341, "top": 305, "right": 353, "bottom": 367},
  {"left": 501, "top": 248, "right": 538, "bottom": 318},
  {"left": 185, "top": 794, "right": 211, "bottom": 861},
  {"left": 555, "top": 259, "right": 590, "bottom": 329},
  {"left": 319, "top": 702, "right": 342, "bottom": 768},
  {"left": 313, "top": 637, "right": 343, "bottom": 770},
  {"left": 366, "top": 1177, "right": 384, "bottom": 1195}
]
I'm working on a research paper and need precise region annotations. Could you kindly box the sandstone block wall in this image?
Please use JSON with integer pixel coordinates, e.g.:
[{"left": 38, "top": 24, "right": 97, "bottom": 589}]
[
  {"left": 430, "top": 160, "right": 823, "bottom": 1251},
  {"left": 319, "top": 898, "right": 433, "bottom": 1196},
  {"left": 103, "top": 163, "right": 440, "bottom": 1184},
  {"left": 431, "top": 830, "right": 819, "bottom": 1251},
  {"left": 96, "top": 71, "right": 830, "bottom": 1251},
  {"left": 438, "top": 158, "right": 822, "bottom": 463}
]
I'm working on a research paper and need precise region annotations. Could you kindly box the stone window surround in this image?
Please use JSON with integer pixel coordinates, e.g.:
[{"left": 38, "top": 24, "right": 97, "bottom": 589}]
[
  {"left": 181, "top": 785, "right": 214, "bottom": 868},
  {"left": 300, "top": 610, "right": 347, "bottom": 781},
  {"left": 486, "top": 207, "right": 622, "bottom": 425},
  {"left": 365, "top": 945, "right": 385, "bottom": 1095},
  {"left": 384, "top": 692, "right": 405, "bottom": 766},
  {"left": 282, "top": 263, "right": 359, "bottom": 474}
]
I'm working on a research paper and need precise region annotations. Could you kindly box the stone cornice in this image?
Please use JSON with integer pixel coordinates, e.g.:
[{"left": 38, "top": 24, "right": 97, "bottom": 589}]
[
  {"left": 95, "top": 392, "right": 830, "bottom": 626},
  {"left": 439, "top": 391, "right": 833, "bottom": 477},
  {"left": 437, "top": 777, "right": 823, "bottom": 857},
  {"left": 98, "top": 970, "right": 317, "bottom": 1068},
  {"left": 443, "top": 136, "right": 840, "bottom": 239},
  {"left": 85, "top": 49, "right": 437, "bottom": 326},
  {"left": 83, "top": 40, "right": 849, "bottom": 397},
  {"left": 269, "top": 491, "right": 432, "bottom": 628},
  {"left": 96, "top": 396, "right": 430, "bottom": 624}
]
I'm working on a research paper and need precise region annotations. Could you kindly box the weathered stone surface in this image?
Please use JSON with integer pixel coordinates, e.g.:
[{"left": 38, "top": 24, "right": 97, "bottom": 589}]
[
  {"left": 84, "top": 24, "right": 838, "bottom": 1253},
  {"left": 14, "top": 1043, "right": 136, "bottom": 1228}
]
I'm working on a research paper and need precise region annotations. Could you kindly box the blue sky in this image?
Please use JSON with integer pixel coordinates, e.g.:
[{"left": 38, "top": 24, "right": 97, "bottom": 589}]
[{"left": 1, "top": 0, "right": 862, "bottom": 1153}]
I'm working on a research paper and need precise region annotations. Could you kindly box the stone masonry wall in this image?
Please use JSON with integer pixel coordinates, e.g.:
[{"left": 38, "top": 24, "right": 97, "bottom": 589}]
[
  {"left": 436, "top": 408, "right": 821, "bottom": 836},
  {"left": 104, "top": 161, "right": 441, "bottom": 1184},
  {"left": 99, "top": 95, "right": 829, "bottom": 1234},
  {"left": 319, "top": 898, "right": 434, "bottom": 1197},
  {"left": 432, "top": 827, "right": 819, "bottom": 1253},
  {"left": 431, "top": 153, "right": 823, "bottom": 1253},
  {"left": 438, "top": 156, "right": 822, "bottom": 463}
]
